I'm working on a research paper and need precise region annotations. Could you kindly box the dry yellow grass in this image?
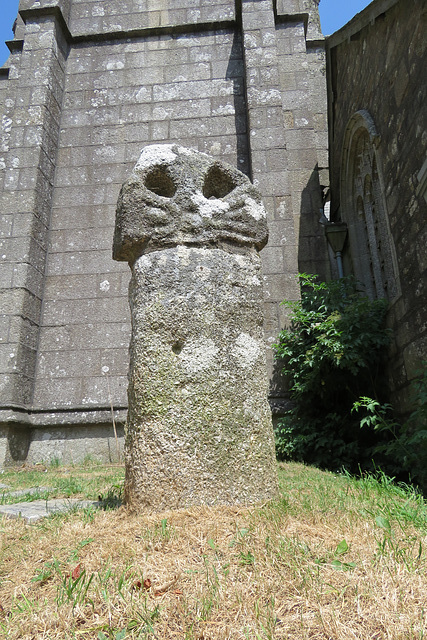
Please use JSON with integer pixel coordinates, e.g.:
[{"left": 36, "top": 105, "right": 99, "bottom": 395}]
[{"left": 0, "top": 462, "right": 426, "bottom": 639}]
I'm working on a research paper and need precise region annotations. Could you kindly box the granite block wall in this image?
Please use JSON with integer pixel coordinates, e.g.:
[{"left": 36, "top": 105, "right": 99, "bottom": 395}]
[
  {"left": 327, "top": 0, "right": 427, "bottom": 413},
  {"left": 0, "top": 0, "right": 329, "bottom": 465}
]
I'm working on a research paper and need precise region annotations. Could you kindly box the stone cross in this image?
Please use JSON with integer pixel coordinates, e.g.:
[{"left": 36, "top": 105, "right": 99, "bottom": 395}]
[{"left": 113, "top": 145, "right": 278, "bottom": 511}]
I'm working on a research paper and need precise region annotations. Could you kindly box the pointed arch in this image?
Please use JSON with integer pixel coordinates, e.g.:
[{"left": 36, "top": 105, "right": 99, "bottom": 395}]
[{"left": 340, "top": 110, "right": 400, "bottom": 300}]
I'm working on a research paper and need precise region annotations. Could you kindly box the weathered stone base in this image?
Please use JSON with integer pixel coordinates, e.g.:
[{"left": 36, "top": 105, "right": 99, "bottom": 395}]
[
  {"left": 0, "top": 410, "right": 125, "bottom": 468},
  {"left": 125, "top": 245, "right": 279, "bottom": 511}
]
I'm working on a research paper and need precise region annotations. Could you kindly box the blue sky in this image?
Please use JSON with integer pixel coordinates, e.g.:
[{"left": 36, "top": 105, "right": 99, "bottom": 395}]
[
  {"left": 0, "top": 0, "right": 371, "bottom": 67},
  {"left": 1, "top": 0, "right": 19, "bottom": 67}
]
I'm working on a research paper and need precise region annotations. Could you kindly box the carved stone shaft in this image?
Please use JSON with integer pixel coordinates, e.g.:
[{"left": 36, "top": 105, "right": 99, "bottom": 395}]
[{"left": 113, "top": 145, "right": 278, "bottom": 510}]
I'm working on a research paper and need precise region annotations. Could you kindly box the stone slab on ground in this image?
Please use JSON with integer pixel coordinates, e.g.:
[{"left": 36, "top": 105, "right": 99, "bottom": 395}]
[
  {"left": 1, "top": 486, "right": 52, "bottom": 498},
  {"left": 0, "top": 499, "right": 99, "bottom": 523}
]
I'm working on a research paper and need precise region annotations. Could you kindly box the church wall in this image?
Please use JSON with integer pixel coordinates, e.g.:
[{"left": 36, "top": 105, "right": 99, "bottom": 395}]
[
  {"left": 327, "top": 0, "right": 427, "bottom": 413},
  {"left": 0, "top": 0, "right": 329, "bottom": 465},
  {"left": 34, "top": 30, "right": 246, "bottom": 413}
]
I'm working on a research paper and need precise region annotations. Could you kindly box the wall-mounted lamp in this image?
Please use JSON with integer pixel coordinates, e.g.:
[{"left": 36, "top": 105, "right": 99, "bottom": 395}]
[{"left": 325, "top": 223, "right": 348, "bottom": 279}]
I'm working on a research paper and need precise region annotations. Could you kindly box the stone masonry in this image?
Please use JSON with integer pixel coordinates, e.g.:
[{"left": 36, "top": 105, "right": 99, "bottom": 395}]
[
  {"left": 327, "top": 0, "right": 426, "bottom": 414},
  {"left": 0, "top": 0, "right": 329, "bottom": 466},
  {"left": 114, "top": 145, "right": 278, "bottom": 509}
]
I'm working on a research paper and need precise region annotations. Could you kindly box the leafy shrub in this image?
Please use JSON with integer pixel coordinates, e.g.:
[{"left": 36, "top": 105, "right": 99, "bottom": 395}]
[
  {"left": 273, "top": 274, "right": 391, "bottom": 473},
  {"left": 353, "top": 366, "right": 427, "bottom": 490}
]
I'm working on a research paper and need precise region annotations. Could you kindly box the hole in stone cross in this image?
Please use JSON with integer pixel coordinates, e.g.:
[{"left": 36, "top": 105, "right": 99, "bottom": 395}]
[
  {"left": 172, "top": 342, "right": 183, "bottom": 355},
  {"left": 203, "top": 165, "right": 236, "bottom": 200},
  {"left": 145, "top": 167, "right": 176, "bottom": 197}
]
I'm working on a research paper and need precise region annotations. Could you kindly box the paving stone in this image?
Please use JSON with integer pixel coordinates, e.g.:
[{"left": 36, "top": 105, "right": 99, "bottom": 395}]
[
  {"left": 0, "top": 499, "right": 100, "bottom": 523},
  {"left": 2, "top": 486, "right": 52, "bottom": 498}
]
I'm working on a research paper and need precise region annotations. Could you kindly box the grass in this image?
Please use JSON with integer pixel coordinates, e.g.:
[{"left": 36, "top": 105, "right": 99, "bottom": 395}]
[
  {"left": 0, "top": 461, "right": 426, "bottom": 639},
  {"left": 0, "top": 460, "right": 124, "bottom": 505}
]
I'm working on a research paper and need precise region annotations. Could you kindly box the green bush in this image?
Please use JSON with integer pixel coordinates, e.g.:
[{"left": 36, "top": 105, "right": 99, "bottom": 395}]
[
  {"left": 352, "top": 366, "right": 427, "bottom": 490},
  {"left": 273, "top": 274, "right": 391, "bottom": 473}
]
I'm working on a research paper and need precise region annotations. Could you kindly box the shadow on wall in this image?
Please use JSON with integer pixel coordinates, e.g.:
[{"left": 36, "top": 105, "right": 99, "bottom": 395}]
[
  {"left": 226, "top": 31, "right": 250, "bottom": 175},
  {"left": 2, "top": 424, "right": 125, "bottom": 467},
  {"left": 298, "top": 165, "right": 330, "bottom": 281},
  {"left": 267, "top": 167, "right": 331, "bottom": 425},
  {"left": 4, "top": 426, "right": 32, "bottom": 463},
  {"left": 268, "top": 357, "right": 293, "bottom": 429}
]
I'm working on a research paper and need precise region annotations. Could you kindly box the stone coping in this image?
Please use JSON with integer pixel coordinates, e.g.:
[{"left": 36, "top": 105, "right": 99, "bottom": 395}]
[{"left": 0, "top": 407, "right": 127, "bottom": 428}]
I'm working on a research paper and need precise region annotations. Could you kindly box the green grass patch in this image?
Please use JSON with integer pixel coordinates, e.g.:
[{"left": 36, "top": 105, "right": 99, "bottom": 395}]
[{"left": 0, "top": 462, "right": 125, "bottom": 505}]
